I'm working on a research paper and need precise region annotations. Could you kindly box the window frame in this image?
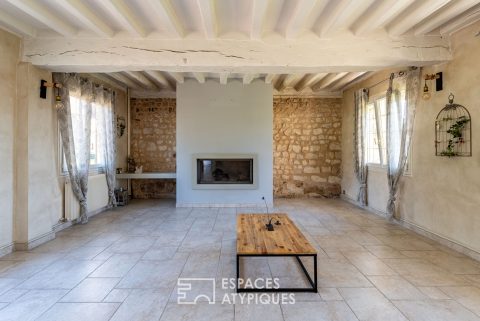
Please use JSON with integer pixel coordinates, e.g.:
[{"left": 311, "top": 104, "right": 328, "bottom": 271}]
[
  {"left": 364, "top": 93, "right": 412, "bottom": 176},
  {"left": 365, "top": 93, "right": 387, "bottom": 168},
  {"left": 58, "top": 95, "right": 106, "bottom": 177}
]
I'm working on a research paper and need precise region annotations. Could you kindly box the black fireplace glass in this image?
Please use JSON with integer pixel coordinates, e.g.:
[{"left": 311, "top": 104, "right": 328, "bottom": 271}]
[{"left": 196, "top": 158, "right": 253, "bottom": 184}]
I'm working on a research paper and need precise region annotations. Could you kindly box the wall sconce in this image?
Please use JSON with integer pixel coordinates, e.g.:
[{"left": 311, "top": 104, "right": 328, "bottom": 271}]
[
  {"left": 40, "top": 80, "right": 64, "bottom": 110},
  {"left": 422, "top": 72, "right": 443, "bottom": 100}
]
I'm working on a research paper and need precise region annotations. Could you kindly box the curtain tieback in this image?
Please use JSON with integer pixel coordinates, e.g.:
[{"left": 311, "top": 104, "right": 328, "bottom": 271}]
[
  {"left": 389, "top": 196, "right": 396, "bottom": 202},
  {"left": 360, "top": 184, "right": 367, "bottom": 188}
]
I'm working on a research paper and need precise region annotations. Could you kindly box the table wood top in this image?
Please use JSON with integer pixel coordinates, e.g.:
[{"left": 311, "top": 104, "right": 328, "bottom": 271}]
[{"left": 236, "top": 213, "right": 317, "bottom": 255}]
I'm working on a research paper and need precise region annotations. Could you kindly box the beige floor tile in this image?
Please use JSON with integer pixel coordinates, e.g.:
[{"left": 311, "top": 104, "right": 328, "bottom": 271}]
[
  {"left": 0, "top": 289, "right": 67, "bottom": 321},
  {"left": 142, "top": 246, "right": 178, "bottom": 261},
  {"left": 403, "top": 272, "right": 468, "bottom": 287},
  {"left": 116, "top": 259, "right": 186, "bottom": 289},
  {"left": 317, "top": 259, "right": 372, "bottom": 288},
  {"left": 346, "top": 231, "right": 383, "bottom": 245},
  {"left": 103, "top": 289, "right": 131, "bottom": 303},
  {"left": 0, "top": 289, "right": 28, "bottom": 303},
  {"left": 181, "top": 252, "right": 220, "bottom": 278},
  {"left": 36, "top": 302, "right": 119, "bottom": 321},
  {"left": 440, "top": 286, "right": 480, "bottom": 316},
  {"left": 463, "top": 275, "right": 480, "bottom": 287},
  {"left": 318, "top": 287, "right": 343, "bottom": 301},
  {"left": 60, "top": 277, "right": 120, "bottom": 302},
  {"left": 368, "top": 275, "right": 427, "bottom": 300},
  {"left": 365, "top": 245, "right": 405, "bottom": 259},
  {"left": 281, "top": 301, "right": 358, "bottom": 321},
  {"left": 84, "top": 233, "right": 123, "bottom": 247},
  {"left": 235, "top": 303, "right": 283, "bottom": 321},
  {"left": 153, "top": 230, "right": 188, "bottom": 246},
  {"left": 90, "top": 253, "right": 142, "bottom": 278},
  {"left": 110, "top": 289, "right": 171, "bottom": 321},
  {"left": 17, "top": 259, "right": 103, "bottom": 290},
  {"left": 343, "top": 251, "right": 397, "bottom": 276},
  {"left": 314, "top": 235, "right": 364, "bottom": 251},
  {"left": 1, "top": 198, "right": 479, "bottom": 321},
  {"left": 0, "top": 279, "right": 23, "bottom": 296},
  {"left": 64, "top": 246, "right": 107, "bottom": 260},
  {"left": 109, "top": 236, "right": 156, "bottom": 253},
  {"left": 160, "top": 302, "right": 233, "bottom": 321},
  {"left": 418, "top": 286, "right": 451, "bottom": 299},
  {"left": 339, "top": 287, "right": 408, "bottom": 321},
  {"left": 0, "top": 262, "right": 18, "bottom": 275},
  {"left": 393, "top": 299, "right": 480, "bottom": 321}
]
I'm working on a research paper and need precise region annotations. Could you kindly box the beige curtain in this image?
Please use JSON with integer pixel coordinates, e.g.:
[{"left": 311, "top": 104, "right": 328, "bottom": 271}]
[
  {"left": 55, "top": 73, "right": 93, "bottom": 224},
  {"left": 354, "top": 88, "right": 369, "bottom": 206},
  {"left": 385, "top": 69, "right": 421, "bottom": 218}
]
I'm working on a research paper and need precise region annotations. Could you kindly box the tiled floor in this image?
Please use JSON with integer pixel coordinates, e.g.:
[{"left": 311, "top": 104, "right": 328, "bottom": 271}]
[{"left": 1, "top": 198, "right": 480, "bottom": 321}]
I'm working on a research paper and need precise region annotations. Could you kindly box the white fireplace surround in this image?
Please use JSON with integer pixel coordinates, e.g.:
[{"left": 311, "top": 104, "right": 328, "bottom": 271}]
[
  {"left": 192, "top": 153, "right": 258, "bottom": 190},
  {"left": 176, "top": 79, "right": 273, "bottom": 207}
]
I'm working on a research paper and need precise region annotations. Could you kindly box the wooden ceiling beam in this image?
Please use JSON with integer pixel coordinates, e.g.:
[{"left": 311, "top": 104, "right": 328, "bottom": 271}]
[
  {"left": 6, "top": 0, "right": 77, "bottom": 36},
  {"left": 22, "top": 35, "right": 451, "bottom": 73},
  {"left": 56, "top": 0, "right": 114, "bottom": 37}
]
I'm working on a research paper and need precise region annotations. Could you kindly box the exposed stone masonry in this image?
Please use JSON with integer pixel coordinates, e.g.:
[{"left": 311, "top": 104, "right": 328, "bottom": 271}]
[
  {"left": 130, "top": 98, "right": 176, "bottom": 198},
  {"left": 129, "top": 97, "right": 342, "bottom": 199},
  {"left": 273, "top": 97, "right": 342, "bottom": 198}
]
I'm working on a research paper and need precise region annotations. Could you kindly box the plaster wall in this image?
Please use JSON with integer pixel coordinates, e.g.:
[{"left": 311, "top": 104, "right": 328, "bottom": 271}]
[
  {"left": 341, "top": 21, "right": 480, "bottom": 254},
  {"left": 0, "top": 29, "right": 18, "bottom": 253},
  {"left": 176, "top": 79, "right": 273, "bottom": 206},
  {"left": 15, "top": 63, "right": 63, "bottom": 246}
]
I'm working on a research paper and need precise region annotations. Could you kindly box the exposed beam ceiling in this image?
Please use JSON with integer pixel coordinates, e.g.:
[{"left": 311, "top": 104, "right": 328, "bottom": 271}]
[
  {"left": 5, "top": 0, "right": 77, "bottom": 37},
  {"left": 55, "top": 0, "right": 114, "bottom": 37},
  {"left": 148, "top": 0, "right": 185, "bottom": 38},
  {"left": 197, "top": 0, "right": 217, "bottom": 39},
  {"left": 0, "top": 0, "right": 477, "bottom": 39},
  {"left": 1, "top": 0, "right": 479, "bottom": 97},
  {"left": 91, "top": 70, "right": 376, "bottom": 96},
  {"left": 22, "top": 35, "right": 451, "bottom": 73}
]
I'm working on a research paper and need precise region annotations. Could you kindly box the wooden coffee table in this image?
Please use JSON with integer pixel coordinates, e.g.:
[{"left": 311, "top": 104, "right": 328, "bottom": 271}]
[{"left": 236, "top": 213, "right": 318, "bottom": 292}]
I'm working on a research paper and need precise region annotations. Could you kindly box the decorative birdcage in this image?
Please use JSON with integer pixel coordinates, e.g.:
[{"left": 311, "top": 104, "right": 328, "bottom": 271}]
[{"left": 435, "top": 93, "right": 471, "bottom": 157}]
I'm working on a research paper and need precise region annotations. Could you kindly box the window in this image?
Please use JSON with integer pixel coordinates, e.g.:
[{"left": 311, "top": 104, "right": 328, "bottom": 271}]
[
  {"left": 365, "top": 97, "right": 387, "bottom": 165},
  {"left": 364, "top": 94, "right": 412, "bottom": 175},
  {"left": 61, "top": 96, "right": 106, "bottom": 174}
]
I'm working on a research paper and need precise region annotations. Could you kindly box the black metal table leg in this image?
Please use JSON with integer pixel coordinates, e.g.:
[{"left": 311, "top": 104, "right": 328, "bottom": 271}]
[
  {"left": 236, "top": 254, "right": 240, "bottom": 293},
  {"left": 236, "top": 254, "right": 318, "bottom": 293}
]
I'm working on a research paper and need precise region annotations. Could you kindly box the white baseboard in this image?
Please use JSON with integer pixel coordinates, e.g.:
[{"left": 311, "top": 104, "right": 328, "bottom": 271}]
[
  {"left": 88, "top": 206, "right": 109, "bottom": 218},
  {"left": 5, "top": 206, "right": 110, "bottom": 256},
  {"left": 340, "top": 194, "right": 388, "bottom": 218},
  {"left": 396, "top": 219, "right": 480, "bottom": 262},
  {"left": 14, "top": 231, "right": 55, "bottom": 251},
  {"left": 0, "top": 242, "right": 14, "bottom": 257},
  {"left": 340, "top": 194, "right": 480, "bottom": 261}
]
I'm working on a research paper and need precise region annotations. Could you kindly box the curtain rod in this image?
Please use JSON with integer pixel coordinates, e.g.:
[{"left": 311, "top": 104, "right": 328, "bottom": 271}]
[
  {"left": 365, "top": 67, "right": 417, "bottom": 90},
  {"left": 56, "top": 72, "right": 116, "bottom": 93}
]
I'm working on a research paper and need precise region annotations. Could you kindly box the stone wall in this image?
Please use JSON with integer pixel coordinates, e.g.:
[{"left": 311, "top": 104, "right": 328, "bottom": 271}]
[
  {"left": 273, "top": 97, "right": 342, "bottom": 198},
  {"left": 129, "top": 96, "right": 342, "bottom": 199},
  {"left": 130, "top": 98, "right": 176, "bottom": 198}
]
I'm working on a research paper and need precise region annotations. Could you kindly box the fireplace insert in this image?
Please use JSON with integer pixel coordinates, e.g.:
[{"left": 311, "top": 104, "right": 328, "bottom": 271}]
[{"left": 196, "top": 158, "right": 253, "bottom": 185}]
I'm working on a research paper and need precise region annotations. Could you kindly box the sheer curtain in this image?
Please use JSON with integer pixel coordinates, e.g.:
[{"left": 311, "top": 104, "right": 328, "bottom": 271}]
[
  {"left": 385, "top": 69, "right": 420, "bottom": 218},
  {"left": 354, "top": 88, "right": 369, "bottom": 206},
  {"left": 96, "top": 86, "right": 117, "bottom": 208},
  {"left": 55, "top": 73, "right": 93, "bottom": 224}
]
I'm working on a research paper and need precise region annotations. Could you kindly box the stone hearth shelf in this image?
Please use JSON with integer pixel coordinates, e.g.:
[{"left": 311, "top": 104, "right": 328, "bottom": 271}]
[{"left": 116, "top": 173, "right": 176, "bottom": 179}]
